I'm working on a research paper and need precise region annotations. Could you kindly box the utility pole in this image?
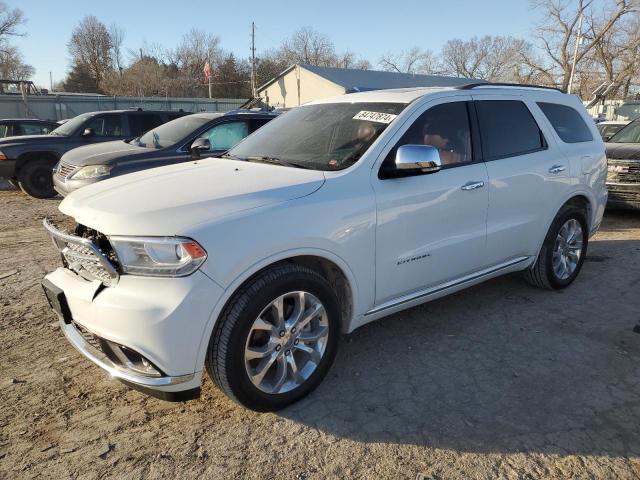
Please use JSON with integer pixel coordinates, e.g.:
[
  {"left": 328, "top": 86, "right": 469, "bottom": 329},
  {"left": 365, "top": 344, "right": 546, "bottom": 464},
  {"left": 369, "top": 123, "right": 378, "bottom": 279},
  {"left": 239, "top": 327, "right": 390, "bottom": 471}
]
[
  {"left": 250, "top": 21, "right": 257, "bottom": 98},
  {"left": 568, "top": 7, "right": 584, "bottom": 95},
  {"left": 49, "top": 72, "right": 53, "bottom": 92}
]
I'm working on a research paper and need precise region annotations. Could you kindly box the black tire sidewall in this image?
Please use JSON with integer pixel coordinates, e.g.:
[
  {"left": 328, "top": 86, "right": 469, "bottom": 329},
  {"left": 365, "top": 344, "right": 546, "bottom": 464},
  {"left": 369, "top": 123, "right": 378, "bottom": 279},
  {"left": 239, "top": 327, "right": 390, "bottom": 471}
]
[
  {"left": 18, "top": 160, "right": 56, "bottom": 198},
  {"left": 543, "top": 207, "right": 589, "bottom": 289},
  {"left": 224, "top": 269, "right": 340, "bottom": 411}
]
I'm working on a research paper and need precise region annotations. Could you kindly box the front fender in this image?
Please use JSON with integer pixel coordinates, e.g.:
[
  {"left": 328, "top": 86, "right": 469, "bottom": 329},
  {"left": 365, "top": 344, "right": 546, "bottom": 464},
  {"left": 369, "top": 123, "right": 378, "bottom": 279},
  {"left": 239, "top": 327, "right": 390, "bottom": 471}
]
[{"left": 193, "top": 246, "right": 362, "bottom": 372}]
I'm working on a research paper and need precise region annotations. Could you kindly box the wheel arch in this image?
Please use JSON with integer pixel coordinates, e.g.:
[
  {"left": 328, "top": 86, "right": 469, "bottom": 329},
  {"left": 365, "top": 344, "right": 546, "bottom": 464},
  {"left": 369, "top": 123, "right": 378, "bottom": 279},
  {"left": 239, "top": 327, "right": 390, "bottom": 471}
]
[
  {"left": 195, "top": 248, "right": 359, "bottom": 372},
  {"left": 531, "top": 190, "right": 595, "bottom": 267},
  {"left": 15, "top": 150, "right": 60, "bottom": 174}
]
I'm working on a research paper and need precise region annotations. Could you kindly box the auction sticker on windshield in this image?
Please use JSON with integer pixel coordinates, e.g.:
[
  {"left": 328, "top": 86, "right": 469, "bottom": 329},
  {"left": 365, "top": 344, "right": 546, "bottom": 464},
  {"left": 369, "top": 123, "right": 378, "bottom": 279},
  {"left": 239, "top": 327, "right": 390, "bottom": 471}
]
[{"left": 353, "top": 111, "right": 398, "bottom": 124}]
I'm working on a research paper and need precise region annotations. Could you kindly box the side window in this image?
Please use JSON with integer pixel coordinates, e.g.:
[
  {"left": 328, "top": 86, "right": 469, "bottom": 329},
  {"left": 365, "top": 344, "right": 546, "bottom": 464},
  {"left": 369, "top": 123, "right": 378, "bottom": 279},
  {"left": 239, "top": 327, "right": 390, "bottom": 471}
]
[
  {"left": 537, "top": 102, "right": 593, "bottom": 143},
  {"left": 198, "top": 121, "right": 249, "bottom": 150},
  {"left": 382, "top": 101, "right": 473, "bottom": 171},
  {"left": 0, "top": 124, "right": 8, "bottom": 137},
  {"left": 19, "top": 123, "right": 51, "bottom": 135},
  {"left": 84, "top": 114, "right": 124, "bottom": 137},
  {"left": 475, "top": 100, "right": 545, "bottom": 160},
  {"left": 128, "top": 114, "right": 163, "bottom": 137}
]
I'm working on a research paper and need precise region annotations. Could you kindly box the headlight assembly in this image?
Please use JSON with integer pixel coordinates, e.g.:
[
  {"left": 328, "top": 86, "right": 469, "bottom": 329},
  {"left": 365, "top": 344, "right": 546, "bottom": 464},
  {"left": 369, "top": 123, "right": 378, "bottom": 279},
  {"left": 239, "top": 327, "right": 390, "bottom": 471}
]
[
  {"left": 70, "top": 164, "right": 112, "bottom": 180},
  {"left": 109, "top": 236, "right": 207, "bottom": 277}
]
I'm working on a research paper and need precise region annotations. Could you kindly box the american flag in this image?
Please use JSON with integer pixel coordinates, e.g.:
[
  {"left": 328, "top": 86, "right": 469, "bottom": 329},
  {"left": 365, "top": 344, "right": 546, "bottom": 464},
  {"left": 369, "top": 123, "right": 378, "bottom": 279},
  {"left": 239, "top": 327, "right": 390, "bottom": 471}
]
[{"left": 203, "top": 61, "right": 212, "bottom": 81}]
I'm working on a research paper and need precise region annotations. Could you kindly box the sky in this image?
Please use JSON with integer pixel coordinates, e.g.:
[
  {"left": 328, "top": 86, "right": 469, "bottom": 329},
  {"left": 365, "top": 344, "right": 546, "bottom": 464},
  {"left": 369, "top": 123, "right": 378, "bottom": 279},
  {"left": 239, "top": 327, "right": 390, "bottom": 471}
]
[{"left": 11, "top": 0, "right": 544, "bottom": 89}]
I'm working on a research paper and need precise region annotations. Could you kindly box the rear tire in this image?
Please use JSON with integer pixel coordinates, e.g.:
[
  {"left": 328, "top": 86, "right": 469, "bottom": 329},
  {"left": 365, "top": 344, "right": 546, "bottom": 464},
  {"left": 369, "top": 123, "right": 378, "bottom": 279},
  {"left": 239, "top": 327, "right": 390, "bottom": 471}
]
[
  {"left": 18, "top": 159, "right": 57, "bottom": 198},
  {"left": 206, "top": 263, "right": 340, "bottom": 411},
  {"left": 524, "top": 205, "right": 588, "bottom": 290}
]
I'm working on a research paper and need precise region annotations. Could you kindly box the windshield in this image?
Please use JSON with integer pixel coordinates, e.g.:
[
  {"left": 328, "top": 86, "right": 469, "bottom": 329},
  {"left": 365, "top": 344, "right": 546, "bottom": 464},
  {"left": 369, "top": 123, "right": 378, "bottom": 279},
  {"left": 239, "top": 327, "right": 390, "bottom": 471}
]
[
  {"left": 616, "top": 104, "right": 640, "bottom": 121},
  {"left": 609, "top": 120, "right": 640, "bottom": 143},
  {"left": 134, "top": 115, "right": 210, "bottom": 149},
  {"left": 227, "top": 102, "right": 407, "bottom": 171},
  {"left": 50, "top": 113, "right": 94, "bottom": 136}
]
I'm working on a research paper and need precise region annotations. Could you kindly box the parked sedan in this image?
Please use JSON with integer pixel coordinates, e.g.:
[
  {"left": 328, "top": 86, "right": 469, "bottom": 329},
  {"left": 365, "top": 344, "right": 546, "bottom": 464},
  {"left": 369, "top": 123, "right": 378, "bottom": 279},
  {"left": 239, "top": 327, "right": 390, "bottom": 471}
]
[
  {"left": 605, "top": 119, "right": 640, "bottom": 209},
  {"left": 0, "top": 118, "right": 57, "bottom": 137},
  {"left": 53, "top": 110, "right": 278, "bottom": 196}
]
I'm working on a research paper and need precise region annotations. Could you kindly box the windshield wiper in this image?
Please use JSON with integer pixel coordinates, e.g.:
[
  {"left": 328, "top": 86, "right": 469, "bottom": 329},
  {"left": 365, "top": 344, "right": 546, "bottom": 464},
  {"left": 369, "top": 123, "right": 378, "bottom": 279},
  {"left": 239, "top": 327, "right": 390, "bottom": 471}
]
[
  {"left": 245, "top": 156, "right": 310, "bottom": 169},
  {"left": 220, "top": 153, "right": 245, "bottom": 160}
]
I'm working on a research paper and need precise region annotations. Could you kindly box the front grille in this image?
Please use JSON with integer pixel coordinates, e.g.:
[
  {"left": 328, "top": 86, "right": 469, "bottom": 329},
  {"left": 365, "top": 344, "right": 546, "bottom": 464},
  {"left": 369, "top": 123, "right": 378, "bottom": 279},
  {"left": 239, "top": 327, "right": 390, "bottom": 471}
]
[
  {"left": 607, "top": 159, "right": 640, "bottom": 184},
  {"left": 44, "top": 218, "right": 120, "bottom": 286},
  {"left": 56, "top": 161, "right": 77, "bottom": 180},
  {"left": 63, "top": 242, "right": 115, "bottom": 284},
  {"left": 607, "top": 186, "right": 640, "bottom": 206},
  {"left": 73, "top": 322, "right": 102, "bottom": 352}
]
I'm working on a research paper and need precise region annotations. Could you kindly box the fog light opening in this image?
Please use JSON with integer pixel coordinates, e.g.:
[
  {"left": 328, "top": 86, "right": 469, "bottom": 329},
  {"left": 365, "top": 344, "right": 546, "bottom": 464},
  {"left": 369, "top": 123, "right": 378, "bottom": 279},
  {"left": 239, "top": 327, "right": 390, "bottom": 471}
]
[{"left": 101, "top": 340, "right": 163, "bottom": 377}]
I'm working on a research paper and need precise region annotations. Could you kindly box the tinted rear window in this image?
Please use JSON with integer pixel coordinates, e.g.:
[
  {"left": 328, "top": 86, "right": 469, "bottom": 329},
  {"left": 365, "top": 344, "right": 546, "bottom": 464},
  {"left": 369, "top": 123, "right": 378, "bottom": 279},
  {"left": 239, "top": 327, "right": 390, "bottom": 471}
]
[
  {"left": 128, "top": 114, "right": 163, "bottom": 137},
  {"left": 476, "top": 100, "right": 545, "bottom": 160},
  {"left": 537, "top": 102, "right": 593, "bottom": 143}
]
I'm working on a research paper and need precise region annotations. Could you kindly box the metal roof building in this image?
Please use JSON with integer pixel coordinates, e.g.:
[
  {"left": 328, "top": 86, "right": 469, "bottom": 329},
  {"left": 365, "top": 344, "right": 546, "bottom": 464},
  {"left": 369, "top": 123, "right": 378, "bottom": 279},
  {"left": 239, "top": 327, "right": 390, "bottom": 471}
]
[{"left": 257, "top": 64, "right": 472, "bottom": 107}]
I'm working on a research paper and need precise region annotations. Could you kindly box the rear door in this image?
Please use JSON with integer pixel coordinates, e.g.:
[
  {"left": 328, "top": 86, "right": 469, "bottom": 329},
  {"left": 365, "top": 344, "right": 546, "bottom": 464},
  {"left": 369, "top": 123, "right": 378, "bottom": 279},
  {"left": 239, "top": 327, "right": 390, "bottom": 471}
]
[
  {"left": 472, "top": 95, "right": 570, "bottom": 264},
  {"left": 81, "top": 113, "right": 127, "bottom": 144}
]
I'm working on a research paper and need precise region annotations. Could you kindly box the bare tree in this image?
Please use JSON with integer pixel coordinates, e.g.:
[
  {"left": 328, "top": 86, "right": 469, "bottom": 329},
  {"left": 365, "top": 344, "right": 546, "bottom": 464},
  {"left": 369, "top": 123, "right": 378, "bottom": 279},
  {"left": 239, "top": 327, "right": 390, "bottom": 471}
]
[
  {"left": 440, "top": 36, "right": 534, "bottom": 81},
  {"left": 0, "top": 45, "right": 33, "bottom": 80},
  {"left": 0, "top": 2, "right": 33, "bottom": 80},
  {"left": 278, "top": 27, "right": 337, "bottom": 66},
  {"left": 68, "top": 16, "right": 113, "bottom": 91},
  {"left": 109, "top": 23, "right": 125, "bottom": 74},
  {"left": 168, "top": 28, "right": 222, "bottom": 96},
  {"left": 0, "top": 1, "right": 25, "bottom": 53},
  {"left": 379, "top": 47, "right": 440, "bottom": 74},
  {"left": 586, "top": 11, "right": 640, "bottom": 98},
  {"left": 528, "top": 0, "right": 634, "bottom": 90},
  {"left": 335, "top": 51, "right": 371, "bottom": 70}
]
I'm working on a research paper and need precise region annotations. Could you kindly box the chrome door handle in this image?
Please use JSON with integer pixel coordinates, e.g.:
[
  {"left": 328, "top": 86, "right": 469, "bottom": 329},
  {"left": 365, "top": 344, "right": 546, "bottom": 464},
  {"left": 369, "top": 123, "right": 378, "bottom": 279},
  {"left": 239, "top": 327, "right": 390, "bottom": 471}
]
[
  {"left": 548, "top": 165, "right": 566, "bottom": 174},
  {"left": 461, "top": 181, "right": 485, "bottom": 191}
]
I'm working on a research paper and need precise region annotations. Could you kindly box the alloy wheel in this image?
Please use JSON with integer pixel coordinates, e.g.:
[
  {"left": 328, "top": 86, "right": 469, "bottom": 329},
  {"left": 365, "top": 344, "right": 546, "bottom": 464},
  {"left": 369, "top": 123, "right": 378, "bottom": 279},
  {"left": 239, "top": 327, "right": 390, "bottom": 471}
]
[
  {"left": 552, "top": 218, "right": 584, "bottom": 280},
  {"left": 244, "top": 291, "right": 329, "bottom": 394}
]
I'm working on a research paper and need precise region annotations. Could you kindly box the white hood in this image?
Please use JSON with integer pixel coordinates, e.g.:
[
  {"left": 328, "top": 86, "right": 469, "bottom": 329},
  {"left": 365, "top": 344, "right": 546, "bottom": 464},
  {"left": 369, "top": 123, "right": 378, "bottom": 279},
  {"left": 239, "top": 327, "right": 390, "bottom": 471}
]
[{"left": 60, "top": 159, "right": 325, "bottom": 236}]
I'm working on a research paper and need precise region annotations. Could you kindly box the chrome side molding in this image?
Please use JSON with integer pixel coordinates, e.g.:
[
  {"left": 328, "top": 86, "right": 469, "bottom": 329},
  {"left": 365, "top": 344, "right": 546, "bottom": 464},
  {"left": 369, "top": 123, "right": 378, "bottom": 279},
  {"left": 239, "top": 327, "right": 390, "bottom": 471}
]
[{"left": 366, "top": 256, "right": 530, "bottom": 316}]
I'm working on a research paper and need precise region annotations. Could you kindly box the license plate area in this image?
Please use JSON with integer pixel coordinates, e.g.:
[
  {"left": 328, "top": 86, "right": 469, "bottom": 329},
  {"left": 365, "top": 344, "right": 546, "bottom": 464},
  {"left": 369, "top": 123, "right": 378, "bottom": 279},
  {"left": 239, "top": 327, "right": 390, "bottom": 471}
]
[{"left": 42, "top": 278, "right": 72, "bottom": 324}]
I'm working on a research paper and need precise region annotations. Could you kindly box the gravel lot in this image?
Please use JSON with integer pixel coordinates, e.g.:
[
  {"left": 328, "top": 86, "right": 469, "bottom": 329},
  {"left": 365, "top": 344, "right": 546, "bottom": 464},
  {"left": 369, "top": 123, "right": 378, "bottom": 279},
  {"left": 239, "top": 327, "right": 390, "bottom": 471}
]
[{"left": 0, "top": 189, "right": 639, "bottom": 479}]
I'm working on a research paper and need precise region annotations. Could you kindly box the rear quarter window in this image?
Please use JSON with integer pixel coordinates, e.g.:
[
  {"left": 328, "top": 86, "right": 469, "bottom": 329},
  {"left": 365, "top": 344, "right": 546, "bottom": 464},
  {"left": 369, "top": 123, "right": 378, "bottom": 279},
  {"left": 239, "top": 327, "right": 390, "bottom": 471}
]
[{"left": 537, "top": 102, "right": 593, "bottom": 143}]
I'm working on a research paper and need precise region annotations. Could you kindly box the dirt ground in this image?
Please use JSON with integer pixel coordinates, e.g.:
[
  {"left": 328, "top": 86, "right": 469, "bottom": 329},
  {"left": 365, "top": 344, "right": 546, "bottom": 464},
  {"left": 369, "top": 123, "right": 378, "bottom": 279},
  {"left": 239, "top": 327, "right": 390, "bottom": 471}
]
[{"left": 0, "top": 189, "right": 639, "bottom": 480}]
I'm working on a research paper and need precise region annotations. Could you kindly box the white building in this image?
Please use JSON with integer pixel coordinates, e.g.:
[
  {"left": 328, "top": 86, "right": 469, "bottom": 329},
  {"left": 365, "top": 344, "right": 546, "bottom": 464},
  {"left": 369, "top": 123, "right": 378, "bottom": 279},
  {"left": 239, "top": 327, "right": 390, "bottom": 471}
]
[{"left": 257, "top": 64, "right": 473, "bottom": 108}]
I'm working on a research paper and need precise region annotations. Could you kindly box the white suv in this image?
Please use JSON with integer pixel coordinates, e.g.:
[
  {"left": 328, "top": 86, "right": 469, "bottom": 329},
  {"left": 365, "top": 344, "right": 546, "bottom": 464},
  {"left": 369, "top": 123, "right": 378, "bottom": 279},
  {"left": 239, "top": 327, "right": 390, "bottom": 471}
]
[{"left": 42, "top": 84, "right": 608, "bottom": 410}]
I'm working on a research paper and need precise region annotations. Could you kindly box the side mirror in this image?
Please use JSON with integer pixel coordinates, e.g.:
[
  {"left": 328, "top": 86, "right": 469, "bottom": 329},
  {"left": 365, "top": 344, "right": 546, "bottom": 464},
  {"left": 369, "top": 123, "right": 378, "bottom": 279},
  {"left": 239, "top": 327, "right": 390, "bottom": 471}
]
[
  {"left": 81, "top": 128, "right": 95, "bottom": 138},
  {"left": 603, "top": 134, "right": 612, "bottom": 142},
  {"left": 190, "top": 137, "right": 210, "bottom": 156},
  {"left": 395, "top": 144, "right": 442, "bottom": 174}
]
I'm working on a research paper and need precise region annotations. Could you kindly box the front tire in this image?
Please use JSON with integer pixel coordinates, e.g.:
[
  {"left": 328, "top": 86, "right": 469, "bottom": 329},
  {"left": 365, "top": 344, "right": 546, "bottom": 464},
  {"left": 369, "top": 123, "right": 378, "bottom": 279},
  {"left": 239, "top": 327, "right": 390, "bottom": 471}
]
[
  {"left": 524, "top": 205, "right": 588, "bottom": 290},
  {"left": 206, "top": 263, "right": 340, "bottom": 411},
  {"left": 18, "top": 160, "right": 57, "bottom": 198}
]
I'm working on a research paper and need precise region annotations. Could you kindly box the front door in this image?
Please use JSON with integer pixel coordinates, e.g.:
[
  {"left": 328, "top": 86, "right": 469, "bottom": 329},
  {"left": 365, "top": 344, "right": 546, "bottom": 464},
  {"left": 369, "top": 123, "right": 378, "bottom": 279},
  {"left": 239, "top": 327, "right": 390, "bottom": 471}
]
[{"left": 372, "top": 99, "right": 489, "bottom": 306}]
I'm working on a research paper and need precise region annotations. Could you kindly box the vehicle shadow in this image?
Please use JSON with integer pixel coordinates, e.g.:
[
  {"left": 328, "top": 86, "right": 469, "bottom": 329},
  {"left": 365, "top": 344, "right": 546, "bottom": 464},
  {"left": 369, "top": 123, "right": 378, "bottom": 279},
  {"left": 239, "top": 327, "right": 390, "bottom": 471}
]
[{"left": 279, "top": 237, "right": 640, "bottom": 456}]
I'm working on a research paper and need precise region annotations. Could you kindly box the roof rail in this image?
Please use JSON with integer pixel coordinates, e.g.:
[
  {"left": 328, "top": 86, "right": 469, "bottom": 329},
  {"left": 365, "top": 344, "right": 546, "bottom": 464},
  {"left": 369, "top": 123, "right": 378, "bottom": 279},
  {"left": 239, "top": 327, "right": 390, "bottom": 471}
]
[{"left": 457, "top": 82, "right": 565, "bottom": 93}]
